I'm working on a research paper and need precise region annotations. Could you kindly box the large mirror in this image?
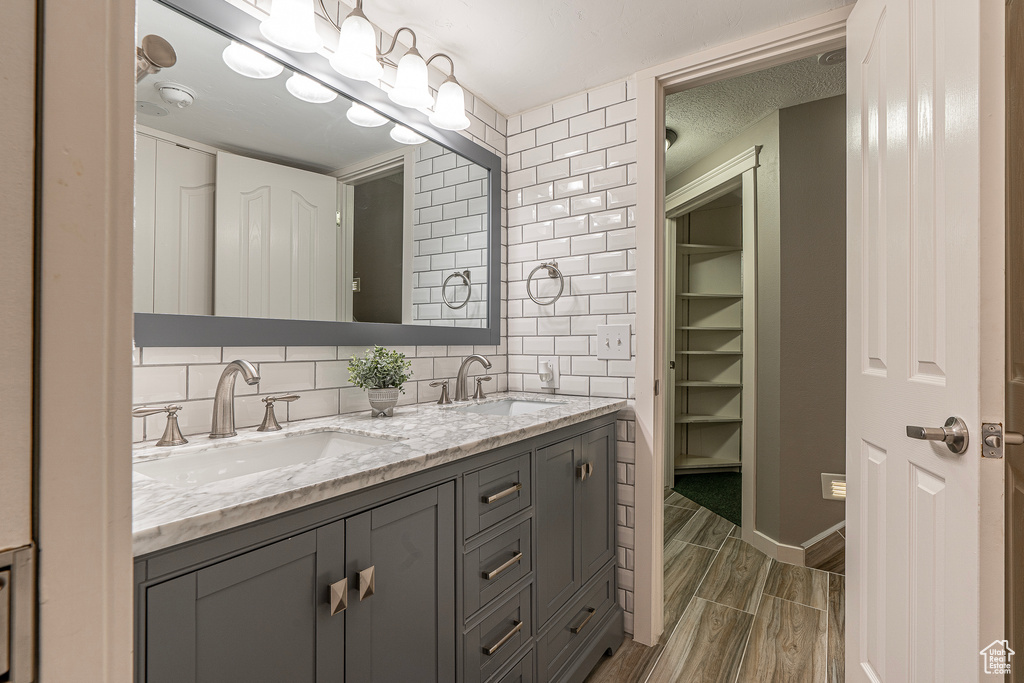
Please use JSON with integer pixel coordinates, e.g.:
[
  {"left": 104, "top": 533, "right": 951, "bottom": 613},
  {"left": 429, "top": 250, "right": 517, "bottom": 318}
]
[{"left": 133, "top": 0, "right": 500, "bottom": 346}]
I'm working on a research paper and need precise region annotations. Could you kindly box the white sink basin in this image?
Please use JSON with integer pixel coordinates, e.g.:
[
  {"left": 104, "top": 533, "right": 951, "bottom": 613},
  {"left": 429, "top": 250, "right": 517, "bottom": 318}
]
[
  {"left": 134, "top": 431, "right": 392, "bottom": 487},
  {"left": 451, "top": 399, "right": 562, "bottom": 416}
]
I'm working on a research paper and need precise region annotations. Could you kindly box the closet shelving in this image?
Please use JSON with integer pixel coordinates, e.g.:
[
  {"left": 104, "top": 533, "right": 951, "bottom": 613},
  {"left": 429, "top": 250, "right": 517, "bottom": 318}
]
[{"left": 672, "top": 198, "right": 744, "bottom": 472}]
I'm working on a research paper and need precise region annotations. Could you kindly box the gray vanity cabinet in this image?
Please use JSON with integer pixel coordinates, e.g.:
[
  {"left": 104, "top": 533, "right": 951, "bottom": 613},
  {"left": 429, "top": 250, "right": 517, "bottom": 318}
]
[
  {"left": 536, "top": 424, "right": 616, "bottom": 626},
  {"left": 143, "top": 483, "right": 455, "bottom": 683},
  {"left": 137, "top": 415, "right": 623, "bottom": 683}
]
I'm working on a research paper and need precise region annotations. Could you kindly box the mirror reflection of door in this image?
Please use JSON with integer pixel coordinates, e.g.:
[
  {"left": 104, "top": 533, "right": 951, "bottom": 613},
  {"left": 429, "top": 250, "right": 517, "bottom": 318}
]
[{"left": 351, "top": 170, "right": 405, "bottom": 324}]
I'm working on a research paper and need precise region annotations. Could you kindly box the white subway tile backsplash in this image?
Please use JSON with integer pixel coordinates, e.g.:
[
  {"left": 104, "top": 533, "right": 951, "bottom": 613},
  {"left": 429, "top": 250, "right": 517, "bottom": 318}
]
[
  {"left": 522, "top": 220, "right": 555, "bottom": 243},
  {"left": 522, "top": 183, "right": 554, "bottom": 205},
  {"left": 569, "top": 274, "right": 607, "bottom": 296},
  {"left": 606, "top": 228, "right": 636, "bottom": 251},
  {"left": 288, "top": 389, "right": 340, "bottom": 421},
  {"left": 606, "top": 270, "right": 637, "bottom": 293},
  {"left": 589, "top": 250, "right": 627, "bottom": 273},
  {"left": 536, "top": 120, "right": 569, "bottom": 146},
  {"left": 590, "top": 293, "right": 629, "bottom": 315},
  {"left": 553, "top": 92, "right": 589, "bottom": 121},
  {"left": 537, "top": 237, "right": 571, "bottom": 260},
  {"left": 258, "top": 362, "right": 316, "bottom": 393},
  {"left": 554, "top": 176, "right": 588, "bottom": 199},
  {"left": 587, "top": 125, "right": 626, "bottom": 152},
  {"left": 606, "top": 142, "right": 637, "bottom": 168},
  {"left": 588, "top": 81, "right": 627, "bottom": 110},
  {"left": 521, "top": 144, "right": 553, "bottom": 168},
  {"left": 142, "top": 347, "right": 221, "bottom": 365},
  {"left": 134, "top": 365, "right": 188, "bottom": 403},
  {"left": 222, "top": 346, "right": 286, "bottom": 363},
  {"left": 554, "top": 215, "right": 589, "bottom": 238},
  {"left": 571, "top": 232, "right": 607, "bottom": 255},
  {"left": 570, "top": 151, "right": 606, "bottom": 176},
  {"left": 570, "top": 193, "right": 606, "bottom": 216},
  {"left": 537, "top": 316, "right": 571, "bottom": 336},
  {"left": 507, "top": 130, "right": 536, "bottom": 154},
  {"left": 589, "top": 209, "right": 627, "bottom": 231},
  {"left": 536, "top": 200, "right": 570, "bottom": 221},
  {"left": 606, "top": 99, "right": 637, "bottom": 126},
  {"left": 569, "top": 110, "right": 605, "bottom": 137},
  {"left": 606, "top": 184, "right": 637, "bottom": 210},
  {"left": 588, "top": 166, "right": 628, "bottom": 192},
  {"left": 521, "top": 105, "right": 553, "bottom": 131}
]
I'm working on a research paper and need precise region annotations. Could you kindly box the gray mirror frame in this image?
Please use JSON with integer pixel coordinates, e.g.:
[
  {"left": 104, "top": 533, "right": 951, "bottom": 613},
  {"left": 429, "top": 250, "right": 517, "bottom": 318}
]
[{"left": 134, "top": 0, "right": 501, "bottom": 347}]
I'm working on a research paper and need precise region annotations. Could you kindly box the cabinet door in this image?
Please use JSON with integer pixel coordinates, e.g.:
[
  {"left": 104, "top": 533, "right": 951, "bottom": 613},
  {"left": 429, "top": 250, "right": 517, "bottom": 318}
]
[
  {"left": 345, "top": 483, "right": 456, "bottom": 683},
  {"left": 146, "top": 532, "right": 318, "bottom": 683},
  {"left": 580, "top": 424, "right": 616, "bottom": 583},
  {"left": 536, "top": 436, "right": 581, "bottom": 625}
]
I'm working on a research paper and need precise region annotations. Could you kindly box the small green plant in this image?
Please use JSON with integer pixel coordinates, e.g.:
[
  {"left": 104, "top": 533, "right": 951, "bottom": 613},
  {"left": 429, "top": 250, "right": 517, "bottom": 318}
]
[{"left": 347, "top": 346, "right": 412, "bottom": 392}]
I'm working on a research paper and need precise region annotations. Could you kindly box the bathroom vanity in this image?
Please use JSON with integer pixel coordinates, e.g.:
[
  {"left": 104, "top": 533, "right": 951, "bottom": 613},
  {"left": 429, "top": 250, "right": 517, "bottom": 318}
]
[{"left": 133, "top": 395, "right": 625, "bottom": 683}]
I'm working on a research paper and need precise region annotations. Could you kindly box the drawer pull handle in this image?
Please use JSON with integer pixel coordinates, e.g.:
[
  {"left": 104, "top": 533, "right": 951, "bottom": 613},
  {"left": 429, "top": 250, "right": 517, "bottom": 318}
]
[
  {"left": 484, "top": 552, "right": 524, "bottom": 581},
  {"left": 328, "top": 578, "right": 348, "bottom": 616},
  {"left": 570, "top": 608, "right": 597, "bottom": 635},
  {"left": 483, "top": 482, "right": 522, "bottom": 504},
  {"left": 576, "top": 462, "right": 594, "bottom": 480},
  {"left": 484, "top": 620, "right": 523, "bottom": 656}
]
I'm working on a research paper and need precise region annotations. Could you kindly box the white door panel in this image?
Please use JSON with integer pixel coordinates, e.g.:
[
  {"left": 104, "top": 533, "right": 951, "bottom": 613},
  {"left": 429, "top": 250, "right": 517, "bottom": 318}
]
[
  {"left": 215, "top": 151, "right": 338, "bottom": 320},
  {"left": 847, "top": 0, "right": 1003, "bottom": 681}
]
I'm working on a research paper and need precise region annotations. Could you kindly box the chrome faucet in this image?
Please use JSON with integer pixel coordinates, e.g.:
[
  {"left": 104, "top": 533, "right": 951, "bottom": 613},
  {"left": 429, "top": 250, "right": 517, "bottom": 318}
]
[
  {"left": 454, "top": 354, "right": 492, "bottom": 401},
  {"left": 210, "top": 359, "right": 261, "bottom": 438}
]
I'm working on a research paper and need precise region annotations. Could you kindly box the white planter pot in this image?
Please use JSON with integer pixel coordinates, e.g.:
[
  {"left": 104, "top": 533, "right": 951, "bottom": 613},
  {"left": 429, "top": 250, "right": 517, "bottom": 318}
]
[{"left": 366, "top": 387, "right": 401, "bottom": 417}]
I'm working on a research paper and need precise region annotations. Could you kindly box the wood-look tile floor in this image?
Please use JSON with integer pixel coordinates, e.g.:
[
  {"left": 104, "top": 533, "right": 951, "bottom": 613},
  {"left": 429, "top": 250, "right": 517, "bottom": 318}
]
[{"left": 585, "top": 493, "right": 845, "bottom": 683}]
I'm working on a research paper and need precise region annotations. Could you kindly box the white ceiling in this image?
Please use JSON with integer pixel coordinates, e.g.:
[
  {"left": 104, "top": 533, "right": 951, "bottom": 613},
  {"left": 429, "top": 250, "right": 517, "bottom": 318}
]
[
  {"left": 354, "top": 0, "right": 854, "bottom": 114},
  {"left": 137, "top": 0, "right": 405, "bottom": 173},
  {"left": 664, "top": 55, "right": 846, "bottom": 181}
]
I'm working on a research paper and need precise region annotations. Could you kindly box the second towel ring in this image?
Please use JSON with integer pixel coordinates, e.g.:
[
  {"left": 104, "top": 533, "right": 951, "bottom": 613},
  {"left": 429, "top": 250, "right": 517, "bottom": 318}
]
[
  {"left": 442, "top": 270, "right": 472, "bottom": 309},
  {"left": 527, "top": 262, "right": 564, "bottom": 306}
]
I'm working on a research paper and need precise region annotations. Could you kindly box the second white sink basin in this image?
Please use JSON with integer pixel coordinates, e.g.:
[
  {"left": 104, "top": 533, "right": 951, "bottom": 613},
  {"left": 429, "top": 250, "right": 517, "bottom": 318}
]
[
  {"left": 451, "top": 399, "right": 562, "bottom": 416},
  {"left": 134, "top": 431, "right": 392, "bottom": 488}
]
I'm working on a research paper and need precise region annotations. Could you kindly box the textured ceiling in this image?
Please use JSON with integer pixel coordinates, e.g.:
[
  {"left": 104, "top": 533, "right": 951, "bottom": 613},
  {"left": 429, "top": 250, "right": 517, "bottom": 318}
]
[
  {"left": 341, "top": 0, "right": 855, "bottom": 114},
  {"left": 664, "top": 55, "right": 846, "bottom": 182}
]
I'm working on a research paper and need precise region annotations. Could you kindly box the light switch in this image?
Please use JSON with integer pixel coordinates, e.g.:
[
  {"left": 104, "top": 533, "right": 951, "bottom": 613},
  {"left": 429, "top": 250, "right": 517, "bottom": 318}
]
[{"left": 596, "top": 324, "right": 631, "bottom": 360}]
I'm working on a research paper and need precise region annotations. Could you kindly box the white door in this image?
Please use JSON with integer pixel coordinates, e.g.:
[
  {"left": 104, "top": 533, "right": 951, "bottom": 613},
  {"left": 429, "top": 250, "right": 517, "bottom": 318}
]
[
  {"left": 846, "top": 0, "right": 1004, "bottom": 680},
  {"left": 215, "top": 151, "right": 339, "bottom": 320}
]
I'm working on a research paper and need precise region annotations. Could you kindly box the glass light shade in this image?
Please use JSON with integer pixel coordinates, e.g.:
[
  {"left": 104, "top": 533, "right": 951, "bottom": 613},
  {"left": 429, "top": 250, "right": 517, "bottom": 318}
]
[
  {"left": 285, "top": 73, "right": 337, "bottom": 103},
  {"left": 429, "top": 78, "right": 470, "bottom": 131},
  {"left": 329, "top": 11, "right": 383, "bottom": 83},
  {"left": 260, "top": 0, "right": 323, "bottom": 53},
  {"left": 347, "top": 103, "right": 388, "bottom": 127},
  {"left": 222, "top": 41, "right": 284, "bottom": 79},
  {"left": 390, "top": 124, "right": 427, "bottom": 145},
  {"left": 388, "top": 49, "right": 434, "bottom": 109}
]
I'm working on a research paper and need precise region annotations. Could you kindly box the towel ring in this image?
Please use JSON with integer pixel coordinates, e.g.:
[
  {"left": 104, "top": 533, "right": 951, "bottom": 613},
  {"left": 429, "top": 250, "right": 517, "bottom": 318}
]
[
  {"left": 442, "top": 270, "right": 472, "bottom": 310},
  {"left": 527, "top": 262, "right": 564, "bottom": 306}
]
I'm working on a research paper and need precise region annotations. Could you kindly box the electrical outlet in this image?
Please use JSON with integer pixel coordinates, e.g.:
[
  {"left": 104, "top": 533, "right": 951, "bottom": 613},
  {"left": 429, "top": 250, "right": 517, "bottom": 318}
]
[
  {"left": 596, "top": 324, "right": 631, "bottom": 360},
  {"left": 538, "top": 356, "right": 559, "bottom": 389}
]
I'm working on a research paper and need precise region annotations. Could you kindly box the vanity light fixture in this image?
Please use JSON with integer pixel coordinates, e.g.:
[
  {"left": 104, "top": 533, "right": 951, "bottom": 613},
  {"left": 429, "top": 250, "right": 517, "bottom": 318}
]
[
  {"left": 347, "top": 102, "right": 388, "bottom": 127},
  {"left": 390, "top": 124, "right": 427, "bottom": 145},
  {"left": 665, "top": 128, "right": 678, "bottom": 151},
  {"left": 426, "top": 55, "right": 470, "bottom": 131},
  {"left": 286, "top": 72, "right": 338, "bottom": 103},
  {"left": 222, "top": 41, "right": 284, "bottom": 79},
  {"left": 261, "top": 0, "right": 323, "bottom": 54},
  {"left": 383, "top": 28, "right": 433, "bottom": 110},
  {"left": 328, "top": 0, "right": 382, "bottom": 83}
]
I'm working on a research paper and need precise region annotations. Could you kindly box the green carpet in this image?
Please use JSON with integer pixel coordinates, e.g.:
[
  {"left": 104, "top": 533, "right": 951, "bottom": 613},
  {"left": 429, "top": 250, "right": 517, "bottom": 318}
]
[{"left": 673, "top": 472, "right": 742, "bottom": 527}]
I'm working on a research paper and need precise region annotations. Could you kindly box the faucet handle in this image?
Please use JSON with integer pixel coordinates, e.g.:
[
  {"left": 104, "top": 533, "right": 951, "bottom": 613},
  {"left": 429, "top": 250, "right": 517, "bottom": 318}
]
[
  {"left": 429, "top": 380, "right": 453, "bottom": 405},
  {"left": 473, "top": 376, "right": 493, "bottom": 400},
  {"left": 132, "top": 405, "right": 187, "bottom": 447},
  {"left": 258, "top": 395, "right": 298, "bottom": 432}
]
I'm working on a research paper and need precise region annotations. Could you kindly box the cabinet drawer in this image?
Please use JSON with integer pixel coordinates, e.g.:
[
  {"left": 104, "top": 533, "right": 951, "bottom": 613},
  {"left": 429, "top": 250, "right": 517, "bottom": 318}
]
[
  {"left": 491, "top": 648, "right": 534, "bottom": 683},
  {"left": 536, "top": 564, "right": 615, "bottom": 682},
  {"left": 465, "top": 519, "right": 533, "bottom": 618},
  {"left": 464, "top": 452, "right": 532, "bottom": 539},
  {"left": 465, "top": 584, "right": 532, "bottom": 683}
]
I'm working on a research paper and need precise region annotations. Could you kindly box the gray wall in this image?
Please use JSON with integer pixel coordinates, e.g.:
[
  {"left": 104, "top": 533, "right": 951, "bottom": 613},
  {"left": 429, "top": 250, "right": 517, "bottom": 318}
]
[
  {"left": 776, "top": 94, "right": 846, "bottom": 545},
  {"left": 667, "top": 95, "right": 846, "bottom": 548}
]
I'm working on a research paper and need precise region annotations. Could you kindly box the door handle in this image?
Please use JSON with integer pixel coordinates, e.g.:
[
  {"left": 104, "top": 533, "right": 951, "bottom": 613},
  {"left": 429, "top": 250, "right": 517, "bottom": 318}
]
[
  {"left": 357, "top": 566, "right": 375, "bottom": 601},
  {"left": 328, "top": 577, "right": 348, "bottom": 616},
  {"left": 906, "top": 416, "right": 969, "bottom": 454}
]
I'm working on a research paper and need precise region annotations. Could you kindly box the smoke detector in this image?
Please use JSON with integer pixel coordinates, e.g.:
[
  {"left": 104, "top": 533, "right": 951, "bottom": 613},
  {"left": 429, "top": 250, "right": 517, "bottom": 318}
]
[{"left": 155, "top": 82, "right": 196, "bottom": 109}]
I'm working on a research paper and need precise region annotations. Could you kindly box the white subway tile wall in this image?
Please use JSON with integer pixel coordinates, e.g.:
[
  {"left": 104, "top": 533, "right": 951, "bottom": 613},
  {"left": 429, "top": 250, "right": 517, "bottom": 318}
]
[{"left": 413, "top": 143, "right": 491, "bottom": 327}]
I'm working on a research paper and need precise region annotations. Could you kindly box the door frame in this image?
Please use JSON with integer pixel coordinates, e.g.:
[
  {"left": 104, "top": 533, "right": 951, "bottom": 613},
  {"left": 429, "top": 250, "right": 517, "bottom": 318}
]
[
  {"left": 632, "top": 6, "right": 852, "bottom": 646},
  {"left": 664, "top": 148, "right": 759, "bottom": 541}
]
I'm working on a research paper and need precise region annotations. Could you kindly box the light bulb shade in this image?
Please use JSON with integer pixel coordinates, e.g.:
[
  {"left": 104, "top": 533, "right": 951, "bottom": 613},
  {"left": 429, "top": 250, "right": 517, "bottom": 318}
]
[
  {"left": 390, "top": 124, "right": 427, "bottom": 145},
  {"left": 286, "top": 73, "right": 337, "bottom": 103},
  {"left": 347, "top": 103, "right": 389, "bottom": 127},
  {"left": 329, "top": 11, "right": 383, "bottom": 83},
  {"left": 260, "top": 0, "right": 322, "bottom": 53},
  {"left": 429, "top": 78, "right": 470, "bottom": 131},
  {"left": 222, "top": 41, "right": 284, "bottom": 79},
  {"left": 388, "top": 49, "right": 433, "bottom": 109}
]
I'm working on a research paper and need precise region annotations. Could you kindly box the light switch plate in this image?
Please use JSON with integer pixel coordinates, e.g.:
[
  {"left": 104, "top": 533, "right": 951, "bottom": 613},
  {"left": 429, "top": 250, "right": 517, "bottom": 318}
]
[{"left": 596, "top": 324, "right": 631, "bottom": 360}]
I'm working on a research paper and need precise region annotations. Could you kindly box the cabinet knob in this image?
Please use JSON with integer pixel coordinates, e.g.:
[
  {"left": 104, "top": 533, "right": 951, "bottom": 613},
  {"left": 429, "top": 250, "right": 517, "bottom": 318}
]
[
  {"left": 328, "top": 578, "right": 348, "bottom": 616},
  {"left": 358, "top": 565, "right": 375, "bottom": 601},
  {"left": 576, "top": 462, "right": 594, "bottom": 480}
]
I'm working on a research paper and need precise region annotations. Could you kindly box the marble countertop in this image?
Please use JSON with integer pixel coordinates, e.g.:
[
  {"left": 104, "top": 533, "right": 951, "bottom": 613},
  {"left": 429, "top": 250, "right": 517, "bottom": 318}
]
[{"left": 132, "top": 392, "right": 626, "bottom": 556}]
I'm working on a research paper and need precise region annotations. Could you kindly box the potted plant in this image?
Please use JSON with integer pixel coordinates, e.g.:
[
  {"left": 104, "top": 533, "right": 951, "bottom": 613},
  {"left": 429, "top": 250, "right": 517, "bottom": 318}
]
[{"left": 347, "top": 346, "right": 412, "bottom": 417}]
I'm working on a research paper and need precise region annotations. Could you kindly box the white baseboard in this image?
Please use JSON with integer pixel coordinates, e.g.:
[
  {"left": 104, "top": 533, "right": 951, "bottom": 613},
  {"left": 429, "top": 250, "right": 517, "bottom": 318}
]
[
  {"left": 750, "top": 530, "right": 806, "bottom": 566},
  {"left": 802, "top": 520, "right": 846, "bottom": 549}
]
